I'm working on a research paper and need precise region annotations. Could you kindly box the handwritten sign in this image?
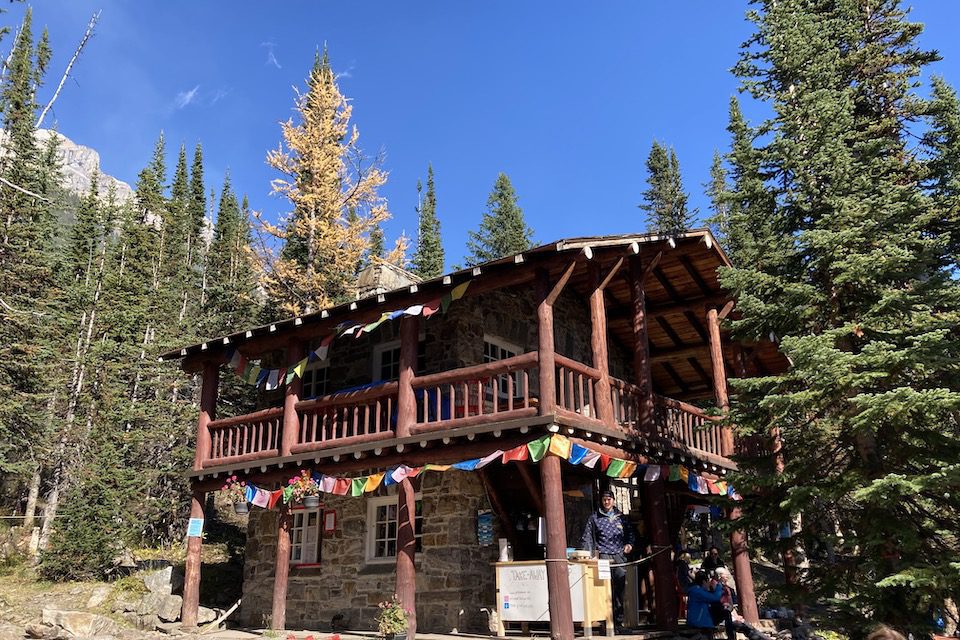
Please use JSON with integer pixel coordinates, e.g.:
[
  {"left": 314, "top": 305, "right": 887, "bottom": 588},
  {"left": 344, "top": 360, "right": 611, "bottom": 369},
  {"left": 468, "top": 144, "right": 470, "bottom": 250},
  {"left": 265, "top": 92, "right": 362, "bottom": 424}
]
[
  {"left": 497, "top": 563, "right": 586, "bottom": 621},
  {"left": 597, "top": 559, "right": 611, "bottom": 580}
]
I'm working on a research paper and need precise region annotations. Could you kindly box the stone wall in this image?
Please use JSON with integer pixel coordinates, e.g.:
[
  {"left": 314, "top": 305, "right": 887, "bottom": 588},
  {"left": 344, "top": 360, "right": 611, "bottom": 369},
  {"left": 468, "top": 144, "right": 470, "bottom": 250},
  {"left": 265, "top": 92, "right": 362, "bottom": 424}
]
[{"left": 239, "top": 471, "right": 501, "bottom": 633}]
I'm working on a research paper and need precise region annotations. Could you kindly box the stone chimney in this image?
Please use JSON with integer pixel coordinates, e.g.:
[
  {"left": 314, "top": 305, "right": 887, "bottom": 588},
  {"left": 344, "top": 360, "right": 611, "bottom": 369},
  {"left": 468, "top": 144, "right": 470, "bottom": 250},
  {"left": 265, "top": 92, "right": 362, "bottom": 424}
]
[{"left": 356, "top": 260, "right": 422, "bottom": 299}]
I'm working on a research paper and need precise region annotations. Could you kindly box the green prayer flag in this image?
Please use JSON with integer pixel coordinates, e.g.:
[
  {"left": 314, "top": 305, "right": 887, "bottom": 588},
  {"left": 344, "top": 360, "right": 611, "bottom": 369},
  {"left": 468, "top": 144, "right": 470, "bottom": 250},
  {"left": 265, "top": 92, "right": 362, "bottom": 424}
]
[
  {"left": 669, "top": 465, "right": 681, "bottom": 482},
  {"left": 440, "top": 293, "right": 453, "bottom": 314},
  {"left": 351, "top": 478, "right": 367, "bottom": 497},
  {"left": 527, "top": 435, "right": 551, "bottom": 462},
  {"left": 606, "top": 459, "right": 627, "bottom": 477},
  {"left": 282, "top": 486, "right": 294, "bottom": 504}
]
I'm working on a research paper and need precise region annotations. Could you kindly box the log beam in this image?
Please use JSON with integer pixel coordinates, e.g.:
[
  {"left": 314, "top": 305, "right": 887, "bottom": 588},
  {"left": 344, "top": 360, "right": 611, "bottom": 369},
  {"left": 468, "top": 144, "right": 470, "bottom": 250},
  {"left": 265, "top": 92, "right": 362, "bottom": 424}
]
[
  {"left": 540, "top": 454, "right": 574, "bottom": 640},
  {"left": 537, "top": 269, "right": 557, "bottom": 414},
  {"left": 588, "top": 262, "right": 614, "bottom": 426},
  {"left": 180, "top": 488, "right": 204, "bottom": 627},
  {"left": 281, "top": 340, "right": 304, "bottom": 457},
  {"left": 271, "top": 507, "right": 292, "bottom": 630},
  {"left": 629, "top": 256, "right": 655, "bottom": 433},
  {"left": 706, "top": 307, "right": 734, "bottom": 456},
  {"left": 396, "top": 316, "right": 419, "bottom": 438},
  {"left": 729, "top": 507, "right": 759, "bottom": 623},
  {"left": 193, "top": 361, "right": 219, "bottom": 471},
  {"left": 396, "top": 478, "right": 418, "bottom": 638},
  {"left": 642, "top": 478, "right": 678, "bottom": 630}
]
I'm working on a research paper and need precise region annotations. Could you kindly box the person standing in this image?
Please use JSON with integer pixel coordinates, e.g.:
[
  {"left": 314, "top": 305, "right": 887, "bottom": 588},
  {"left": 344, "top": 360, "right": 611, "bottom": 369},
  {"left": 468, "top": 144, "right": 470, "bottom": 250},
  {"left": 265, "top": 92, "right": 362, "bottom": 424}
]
[{"left": 580, "top": 489, "right": 635, "bottom": 631}]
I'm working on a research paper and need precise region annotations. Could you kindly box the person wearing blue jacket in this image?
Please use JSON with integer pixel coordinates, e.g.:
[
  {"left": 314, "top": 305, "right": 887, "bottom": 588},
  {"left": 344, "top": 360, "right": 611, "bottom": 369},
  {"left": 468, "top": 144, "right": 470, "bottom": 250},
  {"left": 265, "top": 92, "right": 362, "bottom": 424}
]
[{"left": 686, "top": 570, "right": 728, "bottom": 637}]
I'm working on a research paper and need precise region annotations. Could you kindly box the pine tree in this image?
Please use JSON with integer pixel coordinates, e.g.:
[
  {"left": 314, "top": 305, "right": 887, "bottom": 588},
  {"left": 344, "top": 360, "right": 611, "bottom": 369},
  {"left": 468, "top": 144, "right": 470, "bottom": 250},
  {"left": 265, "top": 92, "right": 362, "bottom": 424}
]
[
  {"left": 925, "top": 76, "right": 960, "bottom": 267},
  {"left": 412, "top": 164, "right": 444, "bottom": 278},
  {"left": 188, "top": 143, "right": 207, "bottom": 268},
  {"left": 639, "top": 141, "right": 693, "bottom": 235},
  {"left": 257, "top": 50, "right": 391, "bottom": 316},
  {"left": 0, "top": 9, "right": 60, "bottom": 483},
  {"left": 465, "top": 173, "right": 533, "bottom": 266},
  {"left": 704, "top": 152, "right": 729, "bottom": 247},
  {"left": 721, "top": 1, "right": 960, "bottom": 634}
]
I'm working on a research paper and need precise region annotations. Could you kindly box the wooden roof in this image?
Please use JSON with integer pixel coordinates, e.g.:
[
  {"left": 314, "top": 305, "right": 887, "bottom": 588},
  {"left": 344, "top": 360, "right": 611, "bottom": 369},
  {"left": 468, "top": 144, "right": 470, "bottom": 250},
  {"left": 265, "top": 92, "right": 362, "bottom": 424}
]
[{"left": 162, "top": 230, "right": 787, "bottom": 397}]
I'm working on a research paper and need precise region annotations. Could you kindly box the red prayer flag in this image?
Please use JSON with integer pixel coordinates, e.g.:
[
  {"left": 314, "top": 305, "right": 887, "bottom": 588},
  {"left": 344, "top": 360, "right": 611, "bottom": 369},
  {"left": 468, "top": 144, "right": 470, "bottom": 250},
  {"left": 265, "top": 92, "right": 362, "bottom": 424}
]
[
  {"left": 333, "top": 478, "right": 351, "bottom": 495},
  {"left": 422, "top": 298, "right": 441, "bottom": 317},
  {"left": 599, "top": 454, "right": 611, "bottom": 471},
  {"left": 501, "top": 444, "right": 530, "bottom": 463},
  {"left": 268, "top": 490, "right": 283, "bottom": 509}
]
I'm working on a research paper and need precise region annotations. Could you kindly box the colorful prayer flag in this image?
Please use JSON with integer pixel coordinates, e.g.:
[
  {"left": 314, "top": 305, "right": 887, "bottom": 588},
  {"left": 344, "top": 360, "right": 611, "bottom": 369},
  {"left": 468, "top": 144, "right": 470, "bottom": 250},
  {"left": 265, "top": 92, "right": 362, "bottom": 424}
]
[
  {"left": 390, "top": 465, "right": 413, "bottom": 484},
  {"left": 424, "top": 464, "right": 451, "bottom": 472},
  {"left": 599, "top": 454, "right": 612, "bottom": 471},
  {"left": 606, "top": 458, "right": 626, "bottom": 477},
  {"left": 268, "top": 490, "right": 283, "bottom": 509},
  {"left": 282, "top": 485, "right": 294, "bottom": 504},
  {"left": 644, "top": 465, "right": 661, "bottom": 482},
  {"left": 527, "top": 435, "right": 551, "bottom": 462},
  {"left": 475, "top": 450, "right": 504, "bottom": 469},
  {"left": 580, "top": 449, "right": 601, "bottom": 468},
  {"left": 404, "top": 304, "right": 424, "bottom": 316},
  {"left": 548, "top": 434, "right": 572, "bottom": 459},
  {"left": 568, "top": 443, "right": 590, "bottom": 465},
  {"left": 450, "top": 281, "right": 470, "bottom": 300},
  {"left": 452, "top": 459, "right": 481, "bottom": 471},
  {"left": 351, "top": 478, "right": 367, "bottom": 497},
  {"left": 619, "top": 461, "right": 638, "bottom": 478},
  {"left": 679, "top": 467, "right": 689, "bottom": 482},
  {"left": 244, "top": 485, "right": 256, "bottom": 503},
  {"left": 502, "top": 444, "right": 530, "bottom": 463},
  {"left": 320, "top": 476, "right": 337, "bottom": 493},
  {"left": 333, "top": 478, "right": 351, "bottom": 495},
  {"left": 440, "top": 294, "right": 453, "bottom": 314},
  {"left": 252, "top": 488, "right": 270, "bottom": 508},
  {"left": 364, "top": 473, "right": 384, "bottom": 492},
  {"left": 669, "top": 465, "right": 681, "bottom": 482},
  {"left": 422, "top": 299, "right": 441, "bottom": 317}
]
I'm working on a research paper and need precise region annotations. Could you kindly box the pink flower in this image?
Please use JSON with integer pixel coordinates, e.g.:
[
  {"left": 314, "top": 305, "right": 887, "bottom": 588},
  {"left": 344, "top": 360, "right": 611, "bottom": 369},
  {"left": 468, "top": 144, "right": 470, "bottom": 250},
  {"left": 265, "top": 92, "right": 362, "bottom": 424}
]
[
  {"left": 289, "top": 478, "right": 296, "bottom": 484},
  {"left": 231, "top": 475, "right": 237, "bottom": 481}
]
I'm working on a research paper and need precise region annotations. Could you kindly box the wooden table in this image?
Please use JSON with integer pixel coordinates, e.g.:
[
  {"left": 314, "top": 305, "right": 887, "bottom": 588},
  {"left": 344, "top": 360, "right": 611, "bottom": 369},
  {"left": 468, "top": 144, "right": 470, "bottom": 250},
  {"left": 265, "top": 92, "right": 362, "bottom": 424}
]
[{"left": 494, "top": 559, "right": 614, "bottom": 637}]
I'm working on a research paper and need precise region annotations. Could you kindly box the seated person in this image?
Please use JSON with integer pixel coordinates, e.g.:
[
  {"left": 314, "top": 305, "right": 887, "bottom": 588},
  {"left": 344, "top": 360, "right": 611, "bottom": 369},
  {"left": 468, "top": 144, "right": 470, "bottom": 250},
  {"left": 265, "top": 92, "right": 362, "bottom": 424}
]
[{"left": 686, "top": 570, "right": 728, "bottom": 638}]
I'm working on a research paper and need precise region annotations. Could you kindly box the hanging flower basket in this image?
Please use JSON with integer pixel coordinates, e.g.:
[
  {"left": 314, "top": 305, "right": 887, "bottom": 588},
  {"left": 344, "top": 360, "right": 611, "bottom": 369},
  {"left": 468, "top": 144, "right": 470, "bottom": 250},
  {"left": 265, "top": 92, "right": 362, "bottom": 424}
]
[
  {"left": 221, "top": 476, "right": 249, "bottom": 515},
  {"left": 288, "top": 470, "right": 321, "bottom": 506},
  {"left": 233, "top": 501, "right": 249, "bottom": 515}
]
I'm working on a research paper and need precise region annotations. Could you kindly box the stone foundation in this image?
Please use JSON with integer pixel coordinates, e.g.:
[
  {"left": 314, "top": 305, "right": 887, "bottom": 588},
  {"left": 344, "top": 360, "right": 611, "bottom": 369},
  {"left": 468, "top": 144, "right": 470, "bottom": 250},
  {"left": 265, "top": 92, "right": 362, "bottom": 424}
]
[{"left": 240, "top": 471, "right": 501, "bottom": 633}]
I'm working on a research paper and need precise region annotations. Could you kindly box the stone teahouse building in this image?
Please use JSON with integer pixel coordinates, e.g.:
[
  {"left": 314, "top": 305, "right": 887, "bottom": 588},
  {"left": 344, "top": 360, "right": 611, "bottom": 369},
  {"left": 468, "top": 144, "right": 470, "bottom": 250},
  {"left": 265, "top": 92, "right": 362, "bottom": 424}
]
[{"left": 163, "top": 232, "right": 785, "bottom": 639}]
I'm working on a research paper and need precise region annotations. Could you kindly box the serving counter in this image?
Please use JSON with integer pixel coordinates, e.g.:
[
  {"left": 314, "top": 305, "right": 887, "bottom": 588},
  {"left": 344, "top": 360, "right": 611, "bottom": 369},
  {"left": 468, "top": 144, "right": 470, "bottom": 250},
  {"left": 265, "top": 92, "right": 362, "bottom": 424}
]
[{"left": 494, "top": 559, "right": 613, "bottom": 637}]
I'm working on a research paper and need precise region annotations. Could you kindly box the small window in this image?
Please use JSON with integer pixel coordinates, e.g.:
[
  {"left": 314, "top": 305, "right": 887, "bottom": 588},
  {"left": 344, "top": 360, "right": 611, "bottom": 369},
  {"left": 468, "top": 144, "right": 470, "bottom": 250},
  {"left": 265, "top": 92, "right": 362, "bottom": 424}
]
[
  {"left": 291, "top": 508, "right": 322, "bottom": 565},
  {"left": 484, "top": 335, "right": 521, "bottom": 398},
  {"left": 366, "top": 493, "right": 423, "bottom": 563},
  {"left": 372, "top": 340, "right": 427, "bottom": 382},
  {"left": 301, "top": 360, "right": 329, "bottom": 399}
]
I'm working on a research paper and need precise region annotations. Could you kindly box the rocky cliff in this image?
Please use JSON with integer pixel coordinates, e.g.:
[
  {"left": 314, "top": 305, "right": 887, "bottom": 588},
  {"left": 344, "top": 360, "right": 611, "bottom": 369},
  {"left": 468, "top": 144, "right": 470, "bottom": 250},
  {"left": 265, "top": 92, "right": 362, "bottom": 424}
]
[{"left": 35, "top": 129, "right": 134, "bottom": 201}]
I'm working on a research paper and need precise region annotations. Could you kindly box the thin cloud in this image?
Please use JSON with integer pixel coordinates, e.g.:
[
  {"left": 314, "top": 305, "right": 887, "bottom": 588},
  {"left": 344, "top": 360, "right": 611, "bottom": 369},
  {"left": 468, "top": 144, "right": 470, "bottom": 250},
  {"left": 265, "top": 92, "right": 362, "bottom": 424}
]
[
  {"left": 261, "top": 41, "right": 281, "bottom": 69},
  {"left": 175, "top": 85, "right": 200, "bottom": 109},
  {"left": 210, "top": 87, "right": 231, "bottom": 105}
]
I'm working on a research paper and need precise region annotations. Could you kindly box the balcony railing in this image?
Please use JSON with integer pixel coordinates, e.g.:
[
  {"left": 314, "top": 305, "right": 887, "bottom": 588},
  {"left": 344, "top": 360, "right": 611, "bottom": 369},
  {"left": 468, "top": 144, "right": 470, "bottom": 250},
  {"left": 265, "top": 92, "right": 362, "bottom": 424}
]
[{"left": 197, "top": 354, "right": 731, "bottom": 468}]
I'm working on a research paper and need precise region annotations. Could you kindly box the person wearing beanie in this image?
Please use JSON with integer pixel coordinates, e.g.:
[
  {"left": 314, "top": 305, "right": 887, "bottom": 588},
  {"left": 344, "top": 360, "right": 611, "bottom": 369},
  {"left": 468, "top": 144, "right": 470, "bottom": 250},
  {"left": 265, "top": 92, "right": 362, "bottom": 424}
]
[{"left": 580, "top": 488, "right": 635, "bottom": 631}]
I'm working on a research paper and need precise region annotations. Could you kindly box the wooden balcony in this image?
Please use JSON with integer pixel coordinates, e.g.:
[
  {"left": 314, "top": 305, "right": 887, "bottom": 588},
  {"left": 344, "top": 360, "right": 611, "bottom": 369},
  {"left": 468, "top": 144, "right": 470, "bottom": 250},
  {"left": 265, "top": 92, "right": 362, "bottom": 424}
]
[{"left": 197, "top": 351, "right": 731, "bottom": 471}]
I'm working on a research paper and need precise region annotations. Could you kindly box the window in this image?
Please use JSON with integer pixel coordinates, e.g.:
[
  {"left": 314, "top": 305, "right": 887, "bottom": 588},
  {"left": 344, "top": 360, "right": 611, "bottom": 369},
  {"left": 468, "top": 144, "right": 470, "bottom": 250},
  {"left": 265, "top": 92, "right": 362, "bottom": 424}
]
[
  {"left": 484, "top": 335, "right": 521, "bottom": 398},
  {"left": 372, "top": 340, "right": 427, "bottom": 382},
  {"left": 290, "top": 508, "right": 322, "bottom": 565},
  {"left": 301, "top": 360, "right": 329, "bottom": 399},
  {"left": 366, "top": 493, "right": 423, "bottom": 563}
]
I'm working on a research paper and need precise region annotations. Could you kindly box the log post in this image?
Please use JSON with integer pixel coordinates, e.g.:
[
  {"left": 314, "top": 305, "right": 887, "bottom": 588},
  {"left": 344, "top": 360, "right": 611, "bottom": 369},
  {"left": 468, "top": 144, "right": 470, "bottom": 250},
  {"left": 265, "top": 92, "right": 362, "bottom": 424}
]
[
  {"left": 642, "top": 478, "right": 678, "bottom": 630},
  {"left": 396, "top": 316, "right": 419, "bottom": 437},
  {"left": 193, "top": 360, "right": 219, "bottom": 470},
  {"left": 728, "top": 507, "right": 760, "bottom": 623},
  {"left": 706, "top": 307, "right": 734, "bottom": 455},
  {"left": 395, "top": 316, "right": 419, "bottom": 637},
  {"left": 588, "top": 261, "right": 614, "bottom": 426},
  {"left": 396, "top": 478, "right": 418, "bottom": 639},
  {"left": 537, "top": 269, "right": 557, "bottom": 414},
  {"left": 180, "top": 487, "right": 205, "bottom": 627},
  {"left": 540, "top": 453, "right": 574, "bottom": 640},
  {"left": 281, "top": 340, "right": 305, "bottom": 456},
  {"left": 628, "top": 256, "right": 655, "bottom": 434},
  {"left": 271, "top": 506, "right": 292, "bottom": 630}
]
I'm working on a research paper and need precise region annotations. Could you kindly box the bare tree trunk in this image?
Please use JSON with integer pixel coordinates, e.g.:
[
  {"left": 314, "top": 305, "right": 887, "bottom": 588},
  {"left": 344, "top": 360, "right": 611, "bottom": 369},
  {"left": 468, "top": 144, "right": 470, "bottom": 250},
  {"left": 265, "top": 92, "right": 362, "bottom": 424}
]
[
  {"left": 23, "top": 464, "right": 41, "bottom": 530},
  {"left": 36, "top": 12, "right": 99, "bottom": 129}
]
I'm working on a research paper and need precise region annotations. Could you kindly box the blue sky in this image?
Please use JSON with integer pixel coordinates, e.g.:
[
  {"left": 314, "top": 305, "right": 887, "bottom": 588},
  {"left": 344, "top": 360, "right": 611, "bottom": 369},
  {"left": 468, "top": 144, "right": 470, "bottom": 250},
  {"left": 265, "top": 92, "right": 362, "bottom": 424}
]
[{"left": 9, "top": 2, "right": 960, "bottom": 268}]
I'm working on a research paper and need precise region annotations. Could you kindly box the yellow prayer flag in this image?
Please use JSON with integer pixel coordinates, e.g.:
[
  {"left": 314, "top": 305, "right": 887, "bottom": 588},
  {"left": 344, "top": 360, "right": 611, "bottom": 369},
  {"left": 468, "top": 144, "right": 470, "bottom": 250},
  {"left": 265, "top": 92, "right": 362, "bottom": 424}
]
[
  {"left": 619, "top": 461, "right": 638, "bottom": 478},
  {"left": 679, "top": 467, "right": 689, "bottom": 482},
  {"left": 450, "top": 281, "right": 470, "bottom": 301},
  {"left": 364, "top": 473, "right": 384, "bottom": 492},
  {"left": 548, "top": 434, "right": 572, "bottom": 459},
  {"left": 424, "top": 464, "right": 451, "bottom": 472},
  {"left": 293, "top": 358, "right": 308, "bottom": 378}
]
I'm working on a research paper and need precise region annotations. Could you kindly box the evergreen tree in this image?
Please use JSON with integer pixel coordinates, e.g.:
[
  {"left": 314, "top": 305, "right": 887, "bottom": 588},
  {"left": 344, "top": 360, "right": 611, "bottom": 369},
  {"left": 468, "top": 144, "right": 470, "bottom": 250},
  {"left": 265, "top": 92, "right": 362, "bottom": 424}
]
[
  {"left": 925, "top": 76, "right": 960, "bottom": 267},
  {"left": 412, "top": 164, "right": 444, "bottom": 278},
  {"left": 369, "top": 223, "right": 385, "bottom": 262},
  {"left": 704, "top": 151, "right": 730, "bottom": 247},
  {"left": 721, "top": 1, "right": 960, "bottom": 634},
  {"left": 0, "top": 9, "right": 60, "bottom": 482},
  {"left": 258, "top": 50, "right": 391, "bottom": 315},
  {"left": 188, "top": 143, "right": 207, "bottom": 268},
  {"left": 465, "top": 173, "right": 533, "bottom": 266},
  {"left": 639, "top": 141, "right": 693, "bottom": 235}
]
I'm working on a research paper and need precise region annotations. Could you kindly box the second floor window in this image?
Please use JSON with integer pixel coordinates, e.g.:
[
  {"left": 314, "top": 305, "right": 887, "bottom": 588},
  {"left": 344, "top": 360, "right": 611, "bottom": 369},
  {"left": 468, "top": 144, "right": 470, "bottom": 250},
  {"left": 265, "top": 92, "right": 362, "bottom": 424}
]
[
  {"left": 373, "top": 340, "right": 426, "bottom": 382},
  {"left": 301, "top": 360, "right": 329, "bottom": 399},
  {"left": 484, "top": 335, "right": 520, "bottom": 398}
]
